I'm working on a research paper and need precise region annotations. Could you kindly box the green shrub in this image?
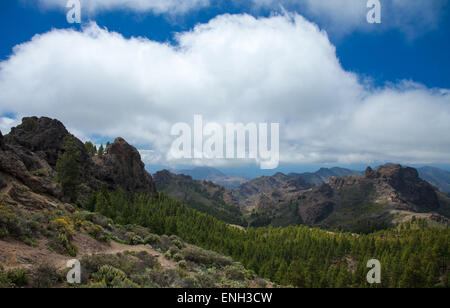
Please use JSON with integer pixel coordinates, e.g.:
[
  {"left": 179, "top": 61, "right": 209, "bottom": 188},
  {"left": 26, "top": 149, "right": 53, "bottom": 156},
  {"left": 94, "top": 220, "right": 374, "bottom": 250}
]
[
  {"left": 124, "top": 232, "right": 144, "bottom": 245},
  {"left": 173, "top": 253, "right": 184, "bottom": 262},
  {"left": 164, "top": 251, "right": 172, "bottom": 260},
  {"left": 224, "top": 265, "right": 246, "bottom": 281},
  {"left": 0, "top": 205, "right": 31, "bottom": 239},
  {"left": 7, "top": 268, "right": 29, "bottom": 287},
  {"left": 182, "top": 247, "right": 232, "bottom": 267},
  {"left": 144, "top": 234, "right": 160, "bottom": 245},
  {"left": 172, "top": 239, "right": 184, "bottom": 250},
  {"left": 88, "top": 224, "right": 109, "bottom": 243},
  {"left": 178, "top": 260, "right": 187, "bottom": 269},
  {"left": 32, "top": 263, "right": 61, "bottom": 288},
  {"left": 0, "top": 266, "right": 11, "bottom": 288},
  {"left": 92, "top": 265, "right": 128, "bottom": 287}
]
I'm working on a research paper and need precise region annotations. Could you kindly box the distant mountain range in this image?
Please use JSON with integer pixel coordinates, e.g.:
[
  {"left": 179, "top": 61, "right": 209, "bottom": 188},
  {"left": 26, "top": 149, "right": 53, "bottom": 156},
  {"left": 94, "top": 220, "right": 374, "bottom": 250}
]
[
  {"left": 154, "top": 170, "right": 246, "bottom": 226},
  {"left": 288, "top": 167, "right": 363, "bottom": 186},
  {"left": 169, "top": 165, "right": 450, "bottom": 232},
  {"left": 177, "top": 166, "right": 450, "bottom": 194},
  {"left": 231, "top": 165, "right": 450, "bottom": 231},
  {"left": 417, "top": 166, "right": 450, "bottom": 193},
  {"left": 175, "top": 167, "right": 249, "bottom": 189}
]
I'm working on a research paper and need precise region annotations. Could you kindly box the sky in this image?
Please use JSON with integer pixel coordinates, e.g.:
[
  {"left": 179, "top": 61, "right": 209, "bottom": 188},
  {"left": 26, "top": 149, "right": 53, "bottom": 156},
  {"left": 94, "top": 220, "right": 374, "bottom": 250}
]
[{"left": 0, "top": 0, "right": 449, "bottom": 176}]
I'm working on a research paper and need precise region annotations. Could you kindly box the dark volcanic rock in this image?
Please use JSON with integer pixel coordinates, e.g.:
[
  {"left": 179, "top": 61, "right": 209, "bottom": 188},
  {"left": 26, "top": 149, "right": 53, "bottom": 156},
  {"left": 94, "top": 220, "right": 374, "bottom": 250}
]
[
  {"left": 91, "top": 137, "right": 157, "bottom": 196},
  {"left": 366, "top": 164, "right": 439, "bottom": 211},
  {"left": 1, "top": 117, "right": 157, "bottom": 201},
  {"left": 5, "top": 117, "right": 71, "bottom": 167},
  {"left": 296, "top": 184, "right": 336, "bottom": 224},
  {"left": 0, "top": 130, "right": 4, "bottom": 150}
]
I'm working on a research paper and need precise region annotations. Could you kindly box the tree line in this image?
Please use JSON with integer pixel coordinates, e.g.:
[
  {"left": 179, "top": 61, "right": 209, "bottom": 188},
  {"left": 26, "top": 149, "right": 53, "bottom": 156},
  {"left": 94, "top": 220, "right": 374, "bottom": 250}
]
[{"left": 84, "top": 188, "right": 450, "bottom": 288}]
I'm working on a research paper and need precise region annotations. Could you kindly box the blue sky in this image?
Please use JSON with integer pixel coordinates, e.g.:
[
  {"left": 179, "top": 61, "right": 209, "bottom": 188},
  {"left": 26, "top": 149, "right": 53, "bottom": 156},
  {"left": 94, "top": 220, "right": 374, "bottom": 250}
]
[
  {"left": 1, "top": 1, "right": 449, "bottom": 88},
  {"left": 0, "top": 0, "right": 449, "bottom": 176}
]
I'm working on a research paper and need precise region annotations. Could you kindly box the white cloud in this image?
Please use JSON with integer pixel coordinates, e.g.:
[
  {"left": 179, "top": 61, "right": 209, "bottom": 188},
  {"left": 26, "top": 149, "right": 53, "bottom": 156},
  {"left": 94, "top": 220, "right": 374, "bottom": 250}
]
[
  {"left": 36, "top": 0, "right": 210, "bottom": 15},
  {"left": 0, "top": 117, "right": 20, "bottom": 134},
  {"left": 251, "top": 0, "right": 447, "bottom": 37},
  {"left": 0, "top": 13, "right": 449, "bottom": 167}
]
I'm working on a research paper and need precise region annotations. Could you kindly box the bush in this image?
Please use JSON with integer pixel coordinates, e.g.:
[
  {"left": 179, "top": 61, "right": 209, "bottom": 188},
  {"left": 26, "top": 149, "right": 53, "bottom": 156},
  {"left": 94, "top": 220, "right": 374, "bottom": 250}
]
[
  {"left": 164, "top": 251, "right": 172, "bottom": 260},
  {"left": 7, "top": 268, "right": 29, "bottom": 287},
  {"left": 153, "top": 235, "right": 172, "bottom": 252},
  {"left": 224, "top": 265, "right": 246, "bottom": 281},
  {"left": 178, "top": 260, "right": 187, "bottom": 269},
  {"left": 172, "top": 239, "right": 184, "bottom": 250},
  {"left": 173, "top": 253, "right": 184, "bottom": 262},
  {"left": 88, "top": 224, "right": 109, "bottom": 243},
  {"left": 144, "top": 234, "right": 160, "bottom": 245},
  {"left": 124, "top": 232, "right": 144, "bottom": 245},
  {"left": 0, "top": 205, "right": 31, "bottom": 239},
  {"left": 92, "top": 265, "right": 128, "bottom": 287},
  {"left": 130, "top": 269, "right": 159, "bottom": 288},
  {"left": 182, "top": 247, "right": 232, "bottom": 267},
  {"left": 32, "top": 263, "right": 61, "bottom": 288},
  {"left": 0, "top": 266, "right": 11, "bottom": 288}
]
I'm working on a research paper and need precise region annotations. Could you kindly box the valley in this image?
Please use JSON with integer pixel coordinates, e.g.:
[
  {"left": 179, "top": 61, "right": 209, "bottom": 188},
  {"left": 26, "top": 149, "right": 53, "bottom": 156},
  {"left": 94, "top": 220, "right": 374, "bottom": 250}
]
[{"left": 0, "top": 117, "right": 449, "bottom": 288}]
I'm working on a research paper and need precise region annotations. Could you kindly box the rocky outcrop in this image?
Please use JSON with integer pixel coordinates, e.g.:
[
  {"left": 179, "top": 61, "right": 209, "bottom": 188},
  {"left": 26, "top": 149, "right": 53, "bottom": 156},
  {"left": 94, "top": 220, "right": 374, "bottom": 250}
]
[
  {"left": 363, "top": 165, "right": 439, "bottom": 211},
  {"left": 0, "top": 117, "right": 157, "bottom": 202},
  {"left": 154, "top": 169, "right": 245, "bottom": 225},
  {"left": 296, "top": 184, "right": 336, "bottom": 225},
  {"left": 232, "top": 172, "right": 312, "bottom": 209},
  {"left": 4, "top": 117, "right": 74, "bottom": 167},
  {"left": 91, "top": 137, "right": 157, "bottom": 195}
]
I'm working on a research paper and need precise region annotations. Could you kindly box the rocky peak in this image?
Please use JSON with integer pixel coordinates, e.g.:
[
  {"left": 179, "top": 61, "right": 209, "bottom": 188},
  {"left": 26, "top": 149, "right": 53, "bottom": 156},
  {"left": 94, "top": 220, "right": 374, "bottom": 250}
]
[
  {"left": 4, "top": 117, "right": 71, "bottom": 166},
  {"left": 92, "top": 137, "right": 157, "bottom": 196}
]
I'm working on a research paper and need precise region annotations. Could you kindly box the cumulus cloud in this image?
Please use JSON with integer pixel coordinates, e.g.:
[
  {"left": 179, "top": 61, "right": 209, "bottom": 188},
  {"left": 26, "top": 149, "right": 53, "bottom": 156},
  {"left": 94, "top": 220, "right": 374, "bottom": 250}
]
[
  {"left": 0, "top": 13, "right": 448, "bottom": 167},
  {"left": 252, "top": 0, "right": 447, "bottom": 37},
  {"left": 36, "top": 0, "right": 210, "bottom": 15}
]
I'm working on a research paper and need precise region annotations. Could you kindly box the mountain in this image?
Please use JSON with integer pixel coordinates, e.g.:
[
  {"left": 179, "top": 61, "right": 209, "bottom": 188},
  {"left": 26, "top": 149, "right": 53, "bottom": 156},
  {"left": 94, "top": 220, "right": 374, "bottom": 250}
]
[
  {"left": 231, "top": 172, "right": 313, "bottom": 227},
  {"left": 154, "top": 170, "right": 246, "bottom": 226},
  {"left": 294, "top": 165, "right": 450, "bottom": 232},
  {"left": 1, "top": 117, "right": 449, "bottom": 288},
  {"left": 178, "top": 166, "right": 227, "bottom": 180},
  {"left": 232, "top": 172, "right": 312, "bottom": 209},
  {"left": 417, "top": 166, "right": 450, "bottom": 193},
  {"left": 1, "top": 117, "right": 157, "bottom": 203},
  {"left": 0, "top": 117, "right": 270, "bottom": 288},
  {"left": 288, "top": 167, "right": 362, "bottom": 186},
  {"left": 232, "top": 165, "right": 449, "bottom": 231},
  {"left": 176, "top": 167, "right": 249, "bottom": 189}
]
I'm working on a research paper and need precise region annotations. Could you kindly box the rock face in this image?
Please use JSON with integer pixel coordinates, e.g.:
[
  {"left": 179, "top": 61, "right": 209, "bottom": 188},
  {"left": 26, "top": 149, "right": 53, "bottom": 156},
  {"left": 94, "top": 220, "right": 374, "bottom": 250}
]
[
  {"left": 363, "top": 165, "right": 439, "bottom": 211},
  {"left": 0, "top": 117, "right": 157, "bottom": 202},
  {"left": 5, "top": 117, "right": 73, "bottom": 167},
  {"left": 294, "top": 164, "right": 444, "bottom": 230},
  {"left": 91, "top": 137, "right": 157, "bottom": 195},
  {"left": 154, "top": 169, "right": 245, "bottom": 225},
  {"left": 232, "top": 172, "right": 312, "bottom": 209}
]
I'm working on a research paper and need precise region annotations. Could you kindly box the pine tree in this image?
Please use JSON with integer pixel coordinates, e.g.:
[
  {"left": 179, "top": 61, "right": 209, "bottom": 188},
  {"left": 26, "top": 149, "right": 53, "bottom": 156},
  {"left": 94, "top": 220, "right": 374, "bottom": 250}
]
[
  {"left": 98, "top": 144, "right": 104, "bottom": 156},
  {"left": 84, "top": 141, "right": 97, "bottom": 157},
  {"left": 56, "top": 135, "right": 81, "bottom": 202}
]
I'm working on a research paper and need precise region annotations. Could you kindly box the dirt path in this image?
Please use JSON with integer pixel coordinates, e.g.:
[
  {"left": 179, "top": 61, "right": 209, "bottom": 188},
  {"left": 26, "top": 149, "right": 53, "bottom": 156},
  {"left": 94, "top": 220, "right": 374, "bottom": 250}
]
[{"left": 0, "top": 234, "right": 177, "bottom": 272}]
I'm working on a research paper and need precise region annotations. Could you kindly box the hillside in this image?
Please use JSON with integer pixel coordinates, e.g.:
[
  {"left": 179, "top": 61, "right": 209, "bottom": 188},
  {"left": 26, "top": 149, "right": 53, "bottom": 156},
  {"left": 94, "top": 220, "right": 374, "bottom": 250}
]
[
  {"left": 0, "top": 117, "right": 271, "bottom": 288},
  {"left": 231, "top": 165, "right": 450, "bottom": 231},
  {"left": 418, "top": 166, "right": 450, "bottom": 193},
  {"left": 288, "top": 167, "right": 362, "bottom": 186},
  {"left": 153, "top": 170, "right": 246, "bottom": 226},
  {"left": 177, "top": 167, "right": 249, "bottom": 189},
  {"left": 0, "top": 117, "right": 449, "bottom": 288}
]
